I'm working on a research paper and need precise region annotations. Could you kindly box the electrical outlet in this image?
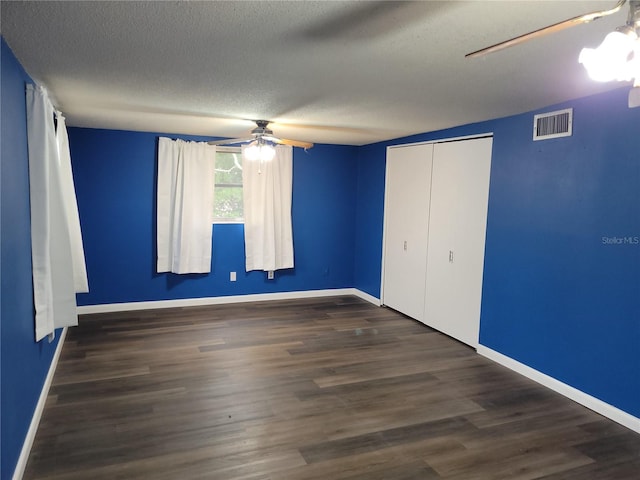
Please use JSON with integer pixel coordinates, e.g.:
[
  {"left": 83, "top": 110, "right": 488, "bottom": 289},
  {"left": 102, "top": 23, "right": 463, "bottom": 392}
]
[
  {"left": 267, "top": 270, "right": 274, "bottom": 280},
  {"left": 230, "top": 271, "right": 236, "bottom": 282}
]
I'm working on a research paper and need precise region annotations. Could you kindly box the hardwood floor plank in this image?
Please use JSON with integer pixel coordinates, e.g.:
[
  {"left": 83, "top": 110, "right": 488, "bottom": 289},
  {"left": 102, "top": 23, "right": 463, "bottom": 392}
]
[
  {"left": 23, "top": 296, "right": 640, "bottom": 479},
  {"left": 339, "top": 460, "right": 441, "bottom": 480},
  {"left": 300, "top": 416, "right": 475, "bottom": 464}
]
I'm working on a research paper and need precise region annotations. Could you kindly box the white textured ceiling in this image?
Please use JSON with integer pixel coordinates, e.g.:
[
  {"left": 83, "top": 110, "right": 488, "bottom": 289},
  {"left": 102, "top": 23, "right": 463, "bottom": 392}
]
[{"left": 1, "top": 1, "right": 631, "bottom": 145}]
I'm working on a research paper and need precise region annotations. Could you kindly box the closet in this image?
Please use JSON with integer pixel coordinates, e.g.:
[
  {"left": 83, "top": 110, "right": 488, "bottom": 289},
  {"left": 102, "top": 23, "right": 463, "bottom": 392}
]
[
  {"left": 381, "top": 143, "right": 433, "bottom": 322},
  {"left": 382, "top": 136, "right": 492, "bottom": 348}
]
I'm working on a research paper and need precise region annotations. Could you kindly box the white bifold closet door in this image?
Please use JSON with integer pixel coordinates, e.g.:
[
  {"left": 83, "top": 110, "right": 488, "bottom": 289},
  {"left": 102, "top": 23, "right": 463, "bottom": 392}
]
[
  {"left": 382, "top": 143, "right": 434, "bottom": 321},
  {"left": 424, "top": 137, "right": 492, "bottom": 347}
]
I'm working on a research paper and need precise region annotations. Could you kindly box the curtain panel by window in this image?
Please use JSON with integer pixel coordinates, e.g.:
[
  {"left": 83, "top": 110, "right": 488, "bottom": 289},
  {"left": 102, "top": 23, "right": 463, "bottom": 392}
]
[
  {"left": 56, "top": 114, "right": 89, "bottom": 293},
  {"left": 157, "top": 138, "right": 216, "bottom": 274},
  {"left": 26, "top": 84, "right": 88, "bottom": 342},
  {"left": 242, "top": 145, "right": 294, "bottom": 272}
]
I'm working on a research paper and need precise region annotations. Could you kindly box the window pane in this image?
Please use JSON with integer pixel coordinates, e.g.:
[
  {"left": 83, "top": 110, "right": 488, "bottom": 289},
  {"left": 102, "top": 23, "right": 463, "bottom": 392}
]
[
  {"left": 215, "top": 151, "right": 242, "bottom": 184},
  {"left": 214, "top": 148, "right": 243, "bottom": 222},
  {"left": 214, "top": 186, "right": 243, "bottom": 220}
]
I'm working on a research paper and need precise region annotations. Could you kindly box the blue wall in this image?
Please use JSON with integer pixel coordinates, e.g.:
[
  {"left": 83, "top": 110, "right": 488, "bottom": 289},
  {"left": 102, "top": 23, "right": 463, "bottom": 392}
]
[
  {"left": 353, "top": 87, "right": 640, "bottom": 418},
  {"left": 480, "top": 89, "right": 639, "bottom": 418},
  {"left": 69, "top": 128, "right": 358, "bottom": 305},
  {"left": 353, "top": 144, "right": 387, "bottom": 298},
  {"left": 1, "top": 38, "right": 63, "bottom": 479}
]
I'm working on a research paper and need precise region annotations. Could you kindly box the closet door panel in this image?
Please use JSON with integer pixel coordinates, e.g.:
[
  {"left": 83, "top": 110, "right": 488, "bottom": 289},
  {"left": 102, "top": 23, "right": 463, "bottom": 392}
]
[
  {"left": 424, "top": 137, "right": 492, "bottom": 347},
  {"left": 382, "top": 144, "right": 433, "bottom": 321}
]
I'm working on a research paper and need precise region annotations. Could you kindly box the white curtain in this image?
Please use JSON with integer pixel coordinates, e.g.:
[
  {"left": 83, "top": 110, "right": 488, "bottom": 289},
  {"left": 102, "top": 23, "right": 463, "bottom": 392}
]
[
  {"left": 157, "top": 137, "right": 215, "bottom": 274},
  {"left": 242, "top": 144, "right": 294, "bottom": 272},
  {"left": 55, "top": 113, "right": 89, "bottom": 293},
  {"left": 26, "top": 84, "right": 88, "bottom": 342}
]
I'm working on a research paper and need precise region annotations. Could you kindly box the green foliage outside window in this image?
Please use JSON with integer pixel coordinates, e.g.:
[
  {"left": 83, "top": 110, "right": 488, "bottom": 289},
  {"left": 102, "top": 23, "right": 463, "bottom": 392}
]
[{"left": 214, "top": 149, "right": 243, "bottom": 222}]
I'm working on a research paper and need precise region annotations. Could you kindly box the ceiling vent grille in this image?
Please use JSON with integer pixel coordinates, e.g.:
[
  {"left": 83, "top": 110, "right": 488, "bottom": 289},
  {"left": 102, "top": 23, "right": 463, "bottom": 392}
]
[{"left": 533, "top": 108, "right": 573, "bottom": 140}]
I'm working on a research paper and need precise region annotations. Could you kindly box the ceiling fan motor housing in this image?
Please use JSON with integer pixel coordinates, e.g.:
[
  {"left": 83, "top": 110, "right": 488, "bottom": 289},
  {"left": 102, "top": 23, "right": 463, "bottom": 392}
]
[{"left": 251, "top": 120, "right": 273, "bottom": 137}]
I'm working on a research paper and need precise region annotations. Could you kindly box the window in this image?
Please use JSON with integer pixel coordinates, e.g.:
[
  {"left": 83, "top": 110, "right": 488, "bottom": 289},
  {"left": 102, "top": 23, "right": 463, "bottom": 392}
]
[{"left": 213, "top": 147, "right": 243, "bottom": 223}]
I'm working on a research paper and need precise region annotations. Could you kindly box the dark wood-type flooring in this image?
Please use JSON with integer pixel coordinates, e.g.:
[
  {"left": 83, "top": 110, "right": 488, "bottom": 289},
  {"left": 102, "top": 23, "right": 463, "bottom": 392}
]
[{"left": 24, "top": 296, "right": 640, "bottom": 479}]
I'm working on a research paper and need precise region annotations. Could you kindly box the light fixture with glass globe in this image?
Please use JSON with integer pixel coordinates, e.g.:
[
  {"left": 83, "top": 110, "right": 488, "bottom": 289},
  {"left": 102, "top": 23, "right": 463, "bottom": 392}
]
[
  {"left": 244, "top": 138, "right": 276, "bottom": 162},
  {"left": 578, "top": 0, "right": 640, "bottom": 103},
  {"left": 579, "top": 26, "right": 639, "bottom": 84}
]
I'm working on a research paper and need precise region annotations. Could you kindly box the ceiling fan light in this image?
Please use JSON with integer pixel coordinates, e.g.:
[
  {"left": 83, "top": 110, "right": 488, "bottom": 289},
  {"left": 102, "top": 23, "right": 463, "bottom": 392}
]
[
  {"left": 259, "top": 144, "right": 276, "bottom": 162},
  {"left": 579, "top": 30, "right": 638, "bottom": 82},
  {"left": 243, "top": 140, "right": 275, "bottom": 162},
  {"left": 244, "top": 142, "right": 261, "bottom": 161}
]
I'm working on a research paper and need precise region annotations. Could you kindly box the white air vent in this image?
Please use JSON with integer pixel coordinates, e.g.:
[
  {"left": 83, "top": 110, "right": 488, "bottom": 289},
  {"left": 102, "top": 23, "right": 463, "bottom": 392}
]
[{"left": 533, "top": 108, "right": 573, "bottom": 140}]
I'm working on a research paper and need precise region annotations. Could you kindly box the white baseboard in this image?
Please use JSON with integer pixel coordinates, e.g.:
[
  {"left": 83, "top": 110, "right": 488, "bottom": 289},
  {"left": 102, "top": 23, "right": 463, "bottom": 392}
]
[
  {"left": 477, "top": 345, "right": 640, "bottom": 434},
  {"left": 77, "top": 288, "right": 381, "bottom": 315},
  {"left": 351, "top": 289, "right": 381, "bottom": 306},
  {"left": 13, "top": 327, "right": 68, "bottom": 480}
]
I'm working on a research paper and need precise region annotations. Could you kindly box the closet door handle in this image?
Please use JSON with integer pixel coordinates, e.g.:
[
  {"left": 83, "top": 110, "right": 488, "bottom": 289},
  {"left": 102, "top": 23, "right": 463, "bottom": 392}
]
[
  {"left": 403, "top": 240, "right": 408, "bottom": 251},
  {"left": 449, "top": 250, "right": 454, "bottom": 263}
]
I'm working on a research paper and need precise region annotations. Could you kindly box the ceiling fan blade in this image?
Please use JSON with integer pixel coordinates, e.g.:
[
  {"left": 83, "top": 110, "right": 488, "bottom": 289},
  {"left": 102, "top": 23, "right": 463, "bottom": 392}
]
[
  {"left": 209, "top": 122, "right": 313, "bottom": 149},
  {"left": 466, "top": 0, "right": 627, "bottom": 58},
  {"left": 266, "top": 136, "right": 314, "bottom": 149},
  {"left": 207, "top": 136, "right": 255, "bottom": 146}
]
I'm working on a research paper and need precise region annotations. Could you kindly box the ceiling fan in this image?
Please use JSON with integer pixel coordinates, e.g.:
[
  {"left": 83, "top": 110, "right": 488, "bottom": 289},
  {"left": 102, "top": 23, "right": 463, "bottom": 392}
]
[
  {"left": 466, "top": 0, "right": 635, "bottom": 58},
  {"left": 208, "top": 120, "right": 314, "bottom": 150}
]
